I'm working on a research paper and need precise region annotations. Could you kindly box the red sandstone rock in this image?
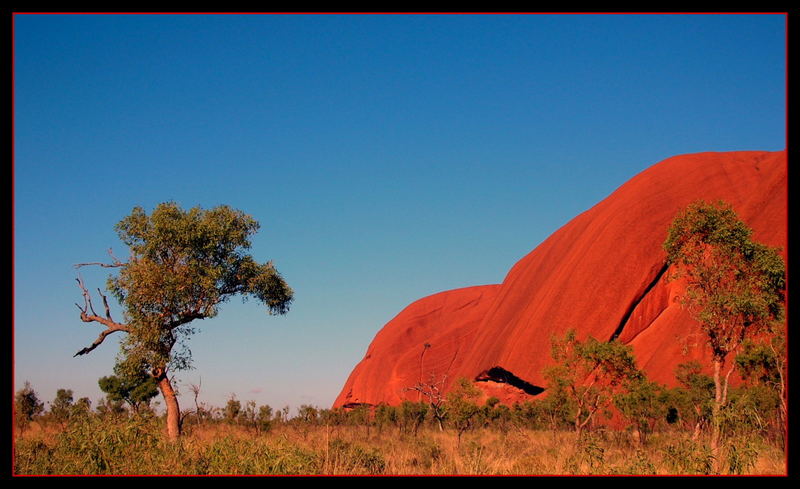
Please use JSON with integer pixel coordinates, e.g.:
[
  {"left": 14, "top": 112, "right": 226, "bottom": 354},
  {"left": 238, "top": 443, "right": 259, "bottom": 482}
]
[{"left": 334, "top": 151, "right": 787, "bottom": 408}]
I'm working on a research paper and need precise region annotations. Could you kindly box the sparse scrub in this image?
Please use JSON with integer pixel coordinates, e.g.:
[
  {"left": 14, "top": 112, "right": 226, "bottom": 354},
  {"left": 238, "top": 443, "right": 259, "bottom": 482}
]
[
  {"left": 14, "top": 409, "right": 785, "bottom": 475},
  {"left": 14, "top": 377, "right": 786, "bottom": 475}
]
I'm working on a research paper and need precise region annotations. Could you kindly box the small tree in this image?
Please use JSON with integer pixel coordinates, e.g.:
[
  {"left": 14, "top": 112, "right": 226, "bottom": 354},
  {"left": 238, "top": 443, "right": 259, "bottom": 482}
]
[
  {"left": 672, "top": 361, "right": 715, "bottom": 440},
  {"left": 735, "top": 335, "right": 786, "bottom": 447},
  {"left": 72, "top": 202, "right": 293, "bottom": 440},
  {"left": 544, "top": 330, "right": 641, "bottom": 440},
  {"left": 320, "top": 407, "right": 345, "bottom": 432},
  {"left": 15, "top": 382, "right": 44, "bottom": 435},
  {"left": 95, "top": 396, "right": 127, "bottom": 417},
  {"left": 398, "top": 400, "right": 428, "bottom": 436},
  {"left": 98, "top": 362, "right": 159, "bottom": 414},
  {"left": 297, "top": 404, "right": 320, "bottom": 426},
  {"left": 256, "top": 405, "right": 274, "bottom": 434},
  {"left": 446, "top": 377, "right": 482, "bottom": 446},
  {"left": 538, "top": 374, "right": 576, "bottom": 436},
  {"left": 71, "top": 397, "right": 92, "bottom": 420},
  {"left": 347, "top": 404, "right": 373, "bottom": 438},
  {"left": 406, "top": 373, "right": 448, "bottom": 432},
  {"left": 374, "top": 403, "right": 398, "bottom": 434},
  {"left": 187, "top": 380, "right": 209, "bottom": 425},
  {"left": 240, "top": 400, "right": 258, "bottom": 431},
  {"left": 224, "top": 395, "right": 242, "bottom": 425},
  {"left": 613, "top": 377, "right": 667, "bottom": 445},
  {"left": 664, "top": 200, "right": 785, "bottom": 469},
  {"left": 480, "top": 396, "right": 501, "bottom": 429},
  {"left": 50, "top": 388, "right": 75, "bottom": 429}
]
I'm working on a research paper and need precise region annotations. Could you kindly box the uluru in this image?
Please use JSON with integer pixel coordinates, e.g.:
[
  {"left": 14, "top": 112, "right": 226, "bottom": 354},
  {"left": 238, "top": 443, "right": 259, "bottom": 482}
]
[{"left": 334, "top": 150, "right": 787, "bottom": 409}]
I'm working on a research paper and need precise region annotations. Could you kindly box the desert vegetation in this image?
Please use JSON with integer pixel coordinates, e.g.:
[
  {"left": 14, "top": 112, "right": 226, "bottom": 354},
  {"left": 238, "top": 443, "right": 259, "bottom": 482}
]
[{"left": 14, "top": 329, "right": 786, "bottom": 476}]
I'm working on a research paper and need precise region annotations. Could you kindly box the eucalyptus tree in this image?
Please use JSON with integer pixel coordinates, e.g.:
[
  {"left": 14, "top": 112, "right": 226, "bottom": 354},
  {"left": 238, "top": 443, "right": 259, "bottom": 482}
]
[
  {"left": 73, "top": 202, "right": 293, "bottom": 439},
  {"left": 664, "top": 200, "right": 785, "bottom": 469}
]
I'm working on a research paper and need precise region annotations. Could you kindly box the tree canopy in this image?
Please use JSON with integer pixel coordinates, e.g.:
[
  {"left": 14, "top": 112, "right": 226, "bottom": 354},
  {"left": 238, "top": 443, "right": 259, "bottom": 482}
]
[
  {"left": 15, "top": 382, "right": 44, "bottom": 433},
  {"left": 98, "top": 363, "right": 159, "bottom": 413},
  {"left": 663, "top": 200, "right": 785, "bottom": 362},
  {"left": 544, "top": 329, "right": 641, "bottom": 438}
]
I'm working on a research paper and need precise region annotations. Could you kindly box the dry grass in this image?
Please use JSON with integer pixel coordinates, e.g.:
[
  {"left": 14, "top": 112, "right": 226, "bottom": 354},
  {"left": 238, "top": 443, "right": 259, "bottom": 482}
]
[{"left": 13, "top": 418, "right": 787, "bottom": 476}]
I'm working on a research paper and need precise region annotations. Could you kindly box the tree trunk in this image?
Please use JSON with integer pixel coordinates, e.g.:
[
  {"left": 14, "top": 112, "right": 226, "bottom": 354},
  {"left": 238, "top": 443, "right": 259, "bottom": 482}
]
[
  {"left": 633, "top": 425, "right": 642, "bottom": 447},
  {"left": 711, "top": 357, "right": 724, "bottom": 474},
  {"left": 157, "top": 373, "right": 181, "bottom": 440}
]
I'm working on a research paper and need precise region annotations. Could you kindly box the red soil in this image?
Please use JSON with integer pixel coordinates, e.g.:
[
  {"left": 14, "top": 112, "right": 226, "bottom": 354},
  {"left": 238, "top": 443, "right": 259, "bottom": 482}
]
[{"left": 334, "top": 151, "right": 787, "bottom": 408}]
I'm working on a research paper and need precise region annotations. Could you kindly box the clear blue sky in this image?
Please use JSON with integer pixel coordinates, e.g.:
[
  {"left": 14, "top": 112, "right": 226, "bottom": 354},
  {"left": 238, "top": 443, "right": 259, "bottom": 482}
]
[{"left": 13, "top": 13, "right": 785, "bottom": 413}]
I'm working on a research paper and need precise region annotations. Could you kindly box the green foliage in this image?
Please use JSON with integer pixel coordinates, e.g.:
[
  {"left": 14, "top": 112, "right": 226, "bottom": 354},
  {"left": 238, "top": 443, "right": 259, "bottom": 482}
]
[
  {"left": 95, "top": 396, "right": 127, "bottom": 417},
  {"left": 297, "top": 405, "right": 319, "bottom": 425},
  {"left": 562, "top": 434, "right": 606, "bottom": 474},
  {"left": 374, "top": 403, "right": 398, "bottom": 433},
  {"left": 399, "top": 400, "right": 428, "bottom": 435},
  {"left": 663, "top": 200, "right": 785, "bottom": 361},
  {"left": 613, "top": 377, "right": 668, "bottom": 444},
  {"left": 662, "top": 439, "right": 715, "bottom": 475},
  {"left": 239, "top": 400, "right": 258, "bottom": 429},
  {"left": 675, "top": 361, "right": 714, "bottom": 412},
  {"left": 273, "top": 406, "right": 291, "bottom": 424},
  {"left": 346, "top": 404, "right": 371, "bottom": 429},
  {"left": 14, "top": 413, "right": 320, "bottom": 475},
  {"left": 719, "top": 385, "right": 780, "bottom": 439},
  {"left": 319, "top": 407, "right": 345, "bottom": 427},
  {"left": 483, "top": 401, "right": 512, "bottom": 432},
  {"left": 98, "top": 362, "right": 159, "bottom": 413},
  {"left": 15, "top": 382, "right": 44, "bottom": 431},
  {"left": 55, "top": 413, "right": 161, "bottom": 474},
  {"left": 104, "top": 202, "right": 293, "bottom": 375},
  {"left": 224, "top": 396, "right": 241, "bottom": 424},
  {"left": 579, "top": 435, "right": 606, "bottom": 473},
  {"left": 735, "top": 335, "right": 786, "bottom": 417},
  {"left": 612, "top": 450, "right": 657, "bottom": 475},
  {"left": 544, "top": 330, "right": 641, "bottom": 434},
  {"left": 668, "top": 361, "right": 714, "bottom": 434},
  {"left": 71, "top": 397, "right": 92, "bottom": 419},
  {"left": 50, "top": 389, "right": 75, "bottom": 426},
  {"left": 256, "top": 405, "right": 273, "bottom": 433},
  {"left": 445, "top": 378, "right": 482, "bottom": 441},
  {"left": 725, "top": 436, "right": 759, "bottom": 475},
  {"left": 736, "top": 340, "right": 779, "bottom": 384}
]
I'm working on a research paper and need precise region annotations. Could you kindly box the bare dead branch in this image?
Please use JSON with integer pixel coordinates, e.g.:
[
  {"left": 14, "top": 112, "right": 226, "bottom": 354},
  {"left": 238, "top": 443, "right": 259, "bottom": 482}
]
[
  {"left": 75, "top": 276, "right": 98, "bottom": 317},
  {"left": 74, "top": 249, "right": 126, "bottom": 269},
  {"left": 189, "top": 378, "right": 203, "bottom": 418},
  {"left": 73, "top": 324, "right": 129, "bottom": 357},
  {"left": 107, "top": 247, "right": 123, "bottom": 266},
  {"left": 97, "top": 288, "right": 112, "bottom": 320},
  {"left": 74, "top": 261, "right": 126, "bottom": 269},
  {"left": 74, "top": 275, "right": 130, "bottom": 356}
]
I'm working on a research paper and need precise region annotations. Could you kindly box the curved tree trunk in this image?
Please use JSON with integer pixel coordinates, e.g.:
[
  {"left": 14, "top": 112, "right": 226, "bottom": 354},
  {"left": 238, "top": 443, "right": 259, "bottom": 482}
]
[
  {"left": 711, "top": 357, "right": 723, "bottom": 474},
  {"left": 156, "top": 371, "right": 181, "bottom": 440}
]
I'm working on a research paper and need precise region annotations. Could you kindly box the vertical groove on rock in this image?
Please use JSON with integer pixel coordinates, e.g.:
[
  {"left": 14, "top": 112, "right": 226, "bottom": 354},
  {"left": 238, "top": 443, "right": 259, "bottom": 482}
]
[{"left": 609, "top": 262, "right": 669, "bottom": 342}]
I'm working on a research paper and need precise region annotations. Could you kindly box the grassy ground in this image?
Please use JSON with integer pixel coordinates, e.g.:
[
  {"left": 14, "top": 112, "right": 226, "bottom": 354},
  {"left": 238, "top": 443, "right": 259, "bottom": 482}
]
[{"left": 12, "top": 417, "right": 786, "bottom": 475}]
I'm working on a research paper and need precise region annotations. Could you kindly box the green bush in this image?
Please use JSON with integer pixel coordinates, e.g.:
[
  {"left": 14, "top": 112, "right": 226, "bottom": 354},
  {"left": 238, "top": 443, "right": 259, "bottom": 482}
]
[{"left": 662, "top": 439, "right": 714, "bottom": 475}]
